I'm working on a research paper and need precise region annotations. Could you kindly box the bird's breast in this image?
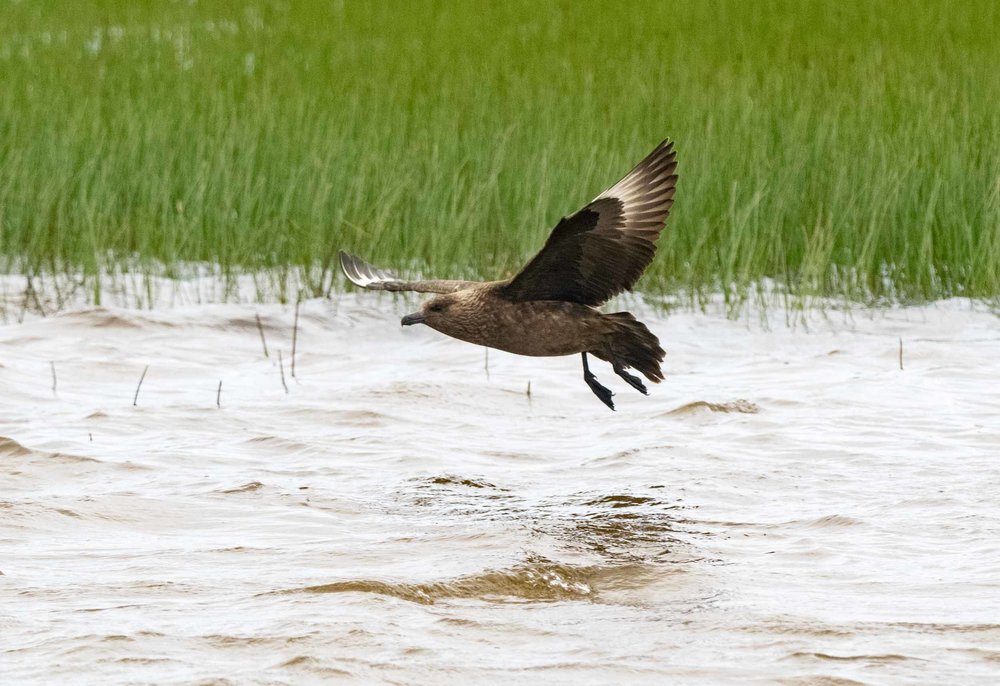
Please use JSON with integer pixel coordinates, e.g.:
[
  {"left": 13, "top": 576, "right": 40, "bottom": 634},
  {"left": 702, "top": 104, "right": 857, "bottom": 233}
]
[{"left": 444, "top": 297, "right": 607, "bottom": 357}]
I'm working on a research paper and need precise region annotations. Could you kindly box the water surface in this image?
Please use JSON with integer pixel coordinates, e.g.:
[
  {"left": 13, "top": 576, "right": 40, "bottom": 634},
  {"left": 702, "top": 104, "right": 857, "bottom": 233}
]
[{"left": 2, "top": 291, "right": 999, "bottom": 683}]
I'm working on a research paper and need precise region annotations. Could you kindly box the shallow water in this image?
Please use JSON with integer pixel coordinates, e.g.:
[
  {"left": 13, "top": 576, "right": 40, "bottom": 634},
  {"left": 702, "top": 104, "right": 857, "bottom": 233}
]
[{"left": 2, "top": 291, "right": 999, "bottom": 684}]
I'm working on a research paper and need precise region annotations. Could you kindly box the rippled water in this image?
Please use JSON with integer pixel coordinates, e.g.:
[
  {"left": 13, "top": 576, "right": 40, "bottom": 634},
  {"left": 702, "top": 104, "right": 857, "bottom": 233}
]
[{"left": 2, "top": 287, "right": 999, "bottom": 683}]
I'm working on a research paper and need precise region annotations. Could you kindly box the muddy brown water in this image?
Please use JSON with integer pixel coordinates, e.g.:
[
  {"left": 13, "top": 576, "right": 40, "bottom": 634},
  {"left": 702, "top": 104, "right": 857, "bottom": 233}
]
[{"left": 2, "top": 289, "right": 999, "bottom": 683}]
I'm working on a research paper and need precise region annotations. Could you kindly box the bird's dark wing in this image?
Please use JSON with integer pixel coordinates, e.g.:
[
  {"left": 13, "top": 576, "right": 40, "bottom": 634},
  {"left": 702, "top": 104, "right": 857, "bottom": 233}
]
[
  {"left": 339, "top": 251, "right": 478, "bottom": 294},
  {"left": 501, "top": 140, "right": 677, "bottom": 306}
]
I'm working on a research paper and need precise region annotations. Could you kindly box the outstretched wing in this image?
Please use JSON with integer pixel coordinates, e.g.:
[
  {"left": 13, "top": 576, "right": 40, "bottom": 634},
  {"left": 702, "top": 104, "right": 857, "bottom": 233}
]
[
  {"left": 501, "top": 140, "right": 677, "bottom": 306},
  {"left": 339, "top": 251, "right": 478, "bottom": 294}
]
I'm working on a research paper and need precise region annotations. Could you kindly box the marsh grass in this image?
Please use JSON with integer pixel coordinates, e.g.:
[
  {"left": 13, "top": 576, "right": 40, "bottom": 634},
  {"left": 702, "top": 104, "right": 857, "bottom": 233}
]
[{"left": 1, "top": 1, "right": 999, "bottom": 309}]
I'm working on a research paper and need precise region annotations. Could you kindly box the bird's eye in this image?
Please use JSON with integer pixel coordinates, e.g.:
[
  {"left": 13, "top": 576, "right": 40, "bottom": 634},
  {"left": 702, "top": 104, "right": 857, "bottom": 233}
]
[{"left": 429, "top": 302, "right": 446, "bottom": 313}]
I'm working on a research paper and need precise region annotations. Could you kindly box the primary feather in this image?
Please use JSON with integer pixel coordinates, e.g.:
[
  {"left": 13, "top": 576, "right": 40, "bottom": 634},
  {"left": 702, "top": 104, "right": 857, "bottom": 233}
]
[{"left": 502, "top": 140, "right": 677, "bottom": 306}]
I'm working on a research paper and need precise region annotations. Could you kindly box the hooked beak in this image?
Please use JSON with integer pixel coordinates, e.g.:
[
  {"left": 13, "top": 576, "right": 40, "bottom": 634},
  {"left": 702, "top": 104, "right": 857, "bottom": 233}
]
[{"left": 401, "top": 312, "right": 426, "bottom": 326}]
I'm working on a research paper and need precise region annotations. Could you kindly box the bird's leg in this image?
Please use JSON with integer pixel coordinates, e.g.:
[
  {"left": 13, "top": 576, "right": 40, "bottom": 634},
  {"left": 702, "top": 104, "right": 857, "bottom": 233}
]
[
  {"left": 582, "top": 352, "right": 615, "bottom": 410},
  {"left": 613, "top": 362, "right": 648, "bottom": 395}
]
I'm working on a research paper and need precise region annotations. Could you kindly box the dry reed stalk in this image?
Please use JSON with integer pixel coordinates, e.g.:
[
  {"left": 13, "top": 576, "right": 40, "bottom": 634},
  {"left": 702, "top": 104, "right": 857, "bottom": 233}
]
[
  {"left": 255, "top": 312, "right": 269, "bottom": 358},
  {"left": 278, "top": 350, "right": 289, "bottom": 394},
  {"left": 133, "top": 365, "right": 149, "bottom": 406},
  {"left": 291, "top": 294, "right": 301, "bottom": 378}
]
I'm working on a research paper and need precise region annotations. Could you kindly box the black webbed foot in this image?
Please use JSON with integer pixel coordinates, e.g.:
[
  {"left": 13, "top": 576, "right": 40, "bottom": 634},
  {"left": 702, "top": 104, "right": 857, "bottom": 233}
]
[
  {"left": 584, "top": 371, "right": 616, "bottom": 410},
  {"left": 614, "top": 365, "right": 648, "bottom": 395},
  {"left": 581, "top": 352, "right": 616, "bottom": 410}
]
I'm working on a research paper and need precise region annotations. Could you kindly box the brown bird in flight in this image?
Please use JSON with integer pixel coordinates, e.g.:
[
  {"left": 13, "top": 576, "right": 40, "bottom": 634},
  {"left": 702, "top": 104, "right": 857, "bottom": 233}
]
[{"left": 340, "top": 140, "right": 678, "bottom": 410}]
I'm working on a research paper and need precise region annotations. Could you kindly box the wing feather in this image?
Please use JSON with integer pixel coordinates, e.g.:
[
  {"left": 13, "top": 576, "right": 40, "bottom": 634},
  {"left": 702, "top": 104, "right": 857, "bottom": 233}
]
[
  {"left": 501, "top": 140, "right": 678, "bottom": 306},
  {"left": 339, "top": 252, "right": 478, "bottom": 294}
]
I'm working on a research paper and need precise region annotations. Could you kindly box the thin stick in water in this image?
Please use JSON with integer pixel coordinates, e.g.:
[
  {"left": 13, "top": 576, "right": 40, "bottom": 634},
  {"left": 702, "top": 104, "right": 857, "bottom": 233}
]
[
  {"left": 484, "top": 347, "right": 490, "bottom": 380},
  {"left": 899, "top": 337, "right": 903, "bottom": 371},
  {"left": 216, "top": 380, "right": 223, "bottom": 408},
  {"left": 133, "top": 365, "right": 149, "bottom": 407},
  {"left": 278, "top": 350, "right": 289, "bottom": 394},
  {"left": 255, "top": 312, "right": 269, "bottom": 358},
  {"left": 526, "top": 380, "right": 531, "bottom": 398},
  {"left": 50, "top": 361, "right": 57, "bottom": 396},
  {"left": 291, "top": 294, "right": 301, "bottom": 378}
]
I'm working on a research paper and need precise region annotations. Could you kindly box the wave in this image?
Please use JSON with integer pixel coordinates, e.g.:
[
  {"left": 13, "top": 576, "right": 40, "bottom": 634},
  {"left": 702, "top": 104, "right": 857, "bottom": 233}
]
[
  {"left": 218, "top": 481, "right": 265, "bottom": 494},
  {"left": 286, "top": 556, "right": 646, "bottom": 604},
  {"left": 665, "top": 399, "right": 760, "bottom": 416},
  {"left": 0, "top": 436, "right": 33, "bottom": 458},
  {"left": 786, "top": 650, "right": 917, "bottom": 663},
  {"left": 428, "top": 475, "right": 504, "bottom": 490},
  {"left": 53, "top": 307, "right": 173, "bottom": 329},
  {"left": 0, "top": 435, "right": 99, "bottom": 464}
]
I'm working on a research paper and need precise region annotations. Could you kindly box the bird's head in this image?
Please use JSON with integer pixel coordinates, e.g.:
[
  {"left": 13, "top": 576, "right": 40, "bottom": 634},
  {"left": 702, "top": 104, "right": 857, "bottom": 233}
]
[
  {"left": 401, "top": 293, "right": 455, "bottom": 328},
  {"left": 401, "top": 292, "right": 476, "bottom": 338}
]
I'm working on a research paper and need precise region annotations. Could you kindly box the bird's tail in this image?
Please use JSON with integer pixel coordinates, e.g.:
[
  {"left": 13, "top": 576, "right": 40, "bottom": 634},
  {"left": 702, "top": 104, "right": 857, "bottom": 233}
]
[{"left": 603, "top": 312, "right": 665, "bottom": 383}]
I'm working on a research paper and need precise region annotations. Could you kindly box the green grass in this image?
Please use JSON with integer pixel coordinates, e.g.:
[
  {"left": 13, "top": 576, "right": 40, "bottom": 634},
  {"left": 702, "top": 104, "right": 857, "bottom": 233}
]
[{"left": 2, "top": 0, "right": 1000, "bottom": 308}]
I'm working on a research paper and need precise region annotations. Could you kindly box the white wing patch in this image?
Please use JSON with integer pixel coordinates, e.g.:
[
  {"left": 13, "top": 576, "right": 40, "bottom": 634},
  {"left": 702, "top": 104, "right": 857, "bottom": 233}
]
[
  {"left": 339, "top": 252, "right": 405, "bottom": 289},
  {"left": 593, "top": 140, "right": 677, "bottom": 235},
  {"left": 339, "top": 251, "right": 478, "bottom": 294}
]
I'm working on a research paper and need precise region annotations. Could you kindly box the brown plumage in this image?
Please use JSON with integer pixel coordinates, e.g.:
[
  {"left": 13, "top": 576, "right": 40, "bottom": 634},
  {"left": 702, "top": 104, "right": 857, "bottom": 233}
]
[{"left": 340, "top": 140, "right": 678, "bottom": 410}]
